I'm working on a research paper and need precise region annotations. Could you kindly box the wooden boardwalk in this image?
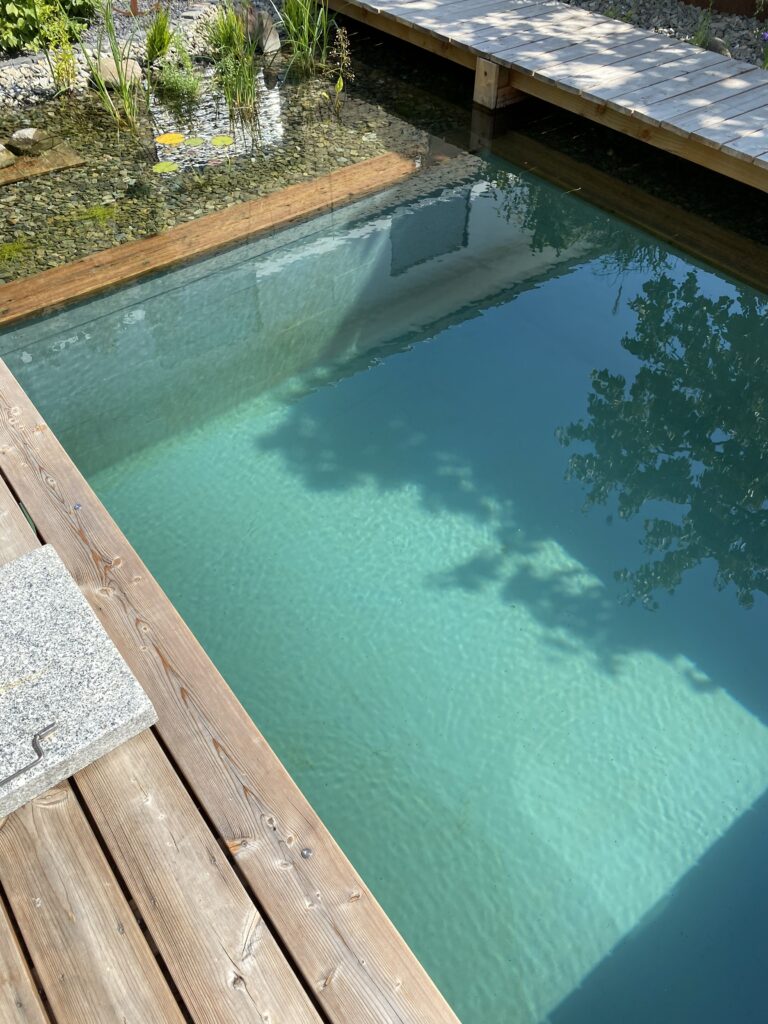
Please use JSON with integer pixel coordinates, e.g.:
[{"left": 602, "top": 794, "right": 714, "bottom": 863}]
[
  {"left": 330, "top": 0, "right": 768, "bottom": 191},
  {"left": 0, "top": 355, "right": 458, "bottom": 1020}
]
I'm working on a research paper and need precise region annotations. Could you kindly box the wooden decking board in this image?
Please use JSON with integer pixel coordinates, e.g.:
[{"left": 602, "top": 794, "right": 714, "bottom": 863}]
[
  {"left": 614, "top": 58, "right": 758, "bottom": 113},
  {"left": 551, "top": 45, "right": 719, "bottom": 97},
  {"left": 0, "top": 480, "right": 189, "bottom": 1024},
  {"left": 672, "top": 82, "right": 768, "bottom": 132},
  {"left": 649, "top": 69, "right": 767, "bottom": 127},
  {"left": 0, "top": 783, "right": 188, "bottom": 1024},
  {"left": 0, "top": 152, "right": 416, "bottom": 328},
  {"left": 0, "top": 895, "right": 50, "bottom": 1024},
  {"left": 0, "top": 366, "right": 461, "bottom": 1024},
  {"left": 76, "top": 731, "right": 322, "bottom": 1024},
  {"left": 335, "top": 0, "right": 768, "bottom": 188}
]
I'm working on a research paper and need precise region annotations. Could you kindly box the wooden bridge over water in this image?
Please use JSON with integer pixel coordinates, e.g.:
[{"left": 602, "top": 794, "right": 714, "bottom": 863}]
[{"left": 331, "top": 0, "right": 768, "bottom": 192}]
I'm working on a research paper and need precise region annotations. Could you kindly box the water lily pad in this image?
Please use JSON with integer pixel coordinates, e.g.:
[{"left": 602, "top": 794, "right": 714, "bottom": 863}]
[
  {"left": 155, "top": 132, "right": 185, "bottom": 145},
  {"left": 152, "top": 161, "right": 180, "bottom": 174},
  {"left": 184, "top": 136, "right": 205, "bottom": 147},
  {"left": 211, "top": 135, "right": 234, "bottom": 148}
]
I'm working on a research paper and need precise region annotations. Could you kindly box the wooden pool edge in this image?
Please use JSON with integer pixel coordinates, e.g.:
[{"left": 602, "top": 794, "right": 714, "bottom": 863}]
[
  {"left": 0, "top": 151, "right": 417, "bottom": 330},
  {"left": 0, "top": 358, "right": 461, "bottom": 1024}
]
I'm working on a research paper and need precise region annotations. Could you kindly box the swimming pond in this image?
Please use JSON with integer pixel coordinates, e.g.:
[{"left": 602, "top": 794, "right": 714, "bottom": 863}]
[{"left": 3, "top": 155, "right": 767, "bottom": 1024}]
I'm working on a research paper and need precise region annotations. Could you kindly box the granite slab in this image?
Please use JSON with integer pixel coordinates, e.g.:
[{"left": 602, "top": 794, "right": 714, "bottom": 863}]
[{"left": 0, "top": 544, "right": 156, "bottom": 818}]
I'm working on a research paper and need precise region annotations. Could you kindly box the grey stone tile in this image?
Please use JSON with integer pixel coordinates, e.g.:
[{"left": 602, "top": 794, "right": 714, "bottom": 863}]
[{"left": 0, "top": 545, "right": 156, "bottom": 818}]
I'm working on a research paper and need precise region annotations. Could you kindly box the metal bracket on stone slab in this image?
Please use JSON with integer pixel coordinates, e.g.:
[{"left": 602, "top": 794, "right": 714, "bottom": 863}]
[{"left": 0, "top": 724, "right": 56, "bottom": 787}]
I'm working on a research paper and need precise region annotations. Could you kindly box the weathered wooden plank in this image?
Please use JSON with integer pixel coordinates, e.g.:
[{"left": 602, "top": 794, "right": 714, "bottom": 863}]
[
  {"left": 0, "top": 478, "right": 35, "bottom": 563},
  {"left": 0, "top": 897, "right": 49, "bottom": 1024},
  {"left": 722, "top": 123, "right": 768, "bottom": 158},
  {"left": 77, "top": 731, "right": 322, "bottom": 1024},
  {"left": 0, "top": 368, "right": 461, "bottom": 1024},
  {"left": 614, "top": 58, "right": 758, "bottom": 115},
  {"left": 0, "top": 152, "right": 416, "bottom": 329},
  {"left": 542, "top": 41, "right": 696, "bottom": 96},
  {"left": 0, "top": 784, "right": 188, "bottom": 1024},
  {"left": 671, "top": 82, "right": 768, "bottom": 134},
  {"left": 0, "top": 477, "right": 188, "bottom": 1024},
  {"left": 649, "top": 68, "right": 766, "bottom": 127}
]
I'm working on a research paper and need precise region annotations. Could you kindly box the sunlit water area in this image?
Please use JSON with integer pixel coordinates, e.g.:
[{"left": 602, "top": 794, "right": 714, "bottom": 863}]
[{"left": 3, "top": 154, "right": 767, "bottom": 1024}]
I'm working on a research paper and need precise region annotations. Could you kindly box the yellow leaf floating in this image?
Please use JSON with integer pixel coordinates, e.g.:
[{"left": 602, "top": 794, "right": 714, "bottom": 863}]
[
  {"left": 152, "top": 161, "right": 180, "bottom": 174},
  {"left": 155, "top": 132, "right": 185, "bottom": 145},
  {"left": 211, "top": 134, "right": 234, "bottom": 147}
]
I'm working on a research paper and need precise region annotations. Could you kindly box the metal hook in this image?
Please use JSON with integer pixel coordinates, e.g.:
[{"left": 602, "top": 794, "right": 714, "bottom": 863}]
[{"left": 0, "top": 724, "right": 57, "bottom": 788}]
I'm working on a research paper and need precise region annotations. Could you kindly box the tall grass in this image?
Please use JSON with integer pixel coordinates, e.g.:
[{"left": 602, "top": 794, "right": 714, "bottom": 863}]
[
  {"left": 277, "top": 0, "right": 333, "bottom": 75},
  {"left": 202, "top": 1, "right": 247, "bottom": 62},
  {"left": 154, "top": 30, "right": 201, "bottom": 119},
  {"left": 145, "top": 6, "right": 172, "bottom": 64},
  {"left": 80, "top": 0, "right": 145, "bottom": 133}
]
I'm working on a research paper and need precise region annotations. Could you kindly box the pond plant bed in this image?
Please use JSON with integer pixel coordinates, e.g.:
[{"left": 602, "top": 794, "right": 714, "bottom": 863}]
[{"left": 0, "top": 149, "right": 418, "bottom": 325}]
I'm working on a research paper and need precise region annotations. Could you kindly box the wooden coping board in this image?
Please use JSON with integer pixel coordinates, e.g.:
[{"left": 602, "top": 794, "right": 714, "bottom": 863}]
[
  {"left": 0, "top": 361, "right": 460, "bottom": 1024},
  {"left": 329, "top": 0, "right": 768, "bottom": 193},
  {"left": 0, "top": 151, "right": 416, "bottom": 328}
]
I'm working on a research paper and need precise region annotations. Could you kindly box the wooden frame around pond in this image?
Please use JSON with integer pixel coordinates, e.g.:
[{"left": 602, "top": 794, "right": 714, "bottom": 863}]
[{"left": 0, "top": 151, "right": 417, "bottom": 328}]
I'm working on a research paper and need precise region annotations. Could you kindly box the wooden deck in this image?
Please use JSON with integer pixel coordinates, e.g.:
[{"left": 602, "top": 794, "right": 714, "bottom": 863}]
[
  {"left": 330, "top": 0, "right": 768, "bottom": 191},
  {"left": 0, "top": 355, "right": 459, "bottom": 1020}
]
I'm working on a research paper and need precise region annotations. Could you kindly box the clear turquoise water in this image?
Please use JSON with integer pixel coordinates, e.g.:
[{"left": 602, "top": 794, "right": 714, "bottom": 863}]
[{"left": 4, "top": 159, "right": 768, "bottom": 1024}]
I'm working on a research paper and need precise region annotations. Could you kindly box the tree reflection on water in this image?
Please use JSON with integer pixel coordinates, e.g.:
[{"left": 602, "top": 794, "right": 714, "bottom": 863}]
[{"left": 559, "top": 270, "right": 768, "bottom": 610}]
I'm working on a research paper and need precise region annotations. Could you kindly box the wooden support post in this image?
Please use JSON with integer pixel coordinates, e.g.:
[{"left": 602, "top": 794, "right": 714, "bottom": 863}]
[
  {"left": 470, "top": 106, "right": 498, "bottom": 152},
  {"left": 473, "top": 57, "right": 525, "bottom": 110}
]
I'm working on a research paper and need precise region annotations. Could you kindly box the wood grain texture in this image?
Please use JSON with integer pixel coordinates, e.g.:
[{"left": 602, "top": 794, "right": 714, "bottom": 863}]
[
  {"left": 0, "top": 780, "right": 187, "bottom": 1024},
  {"left": 0, "top": 145, "right": 84, "bottom": 187},
  {"left": 0, "top": 368, "right": 460, "bottom": 1024},
  {"left": 0, "top": 152, "right": 416, "bottom": 329},
  {"left": 0, "top": 896, "right": 49, "bottom": 1024},
  {"left": 76, "top": 731, "right": 322, "bottom": 1024}
]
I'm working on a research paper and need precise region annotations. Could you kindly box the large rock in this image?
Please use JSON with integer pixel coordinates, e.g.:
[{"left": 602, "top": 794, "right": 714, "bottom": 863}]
[
  {"left": 0, "top": 143, "right": 16, "bottom": 168},
  {"left": 241, "top": 7, "right": 281, "bottom": 54},
  {"left": 6, "top": 127, "right": 54, "bottom": 157},
  {"left": 94, "top": 54, "right": 142, "bottom": 89}
]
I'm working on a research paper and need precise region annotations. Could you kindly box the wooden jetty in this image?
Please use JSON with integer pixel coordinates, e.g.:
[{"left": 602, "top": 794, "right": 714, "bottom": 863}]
[{"left": 330, "top": 0, "right": 768, "bottom": 192}]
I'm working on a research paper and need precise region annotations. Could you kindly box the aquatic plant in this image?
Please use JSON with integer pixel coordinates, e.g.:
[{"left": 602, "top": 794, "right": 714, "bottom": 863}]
[
  {"left": 327, "top": 24, "right": 353, "bottom": 112},
  {"left": 145, "top": 5, "right": 172, "bottom": 65},
  {"left": 153, "top": 31, "right": 201, "bottom": 117},
  {"left": 276, "top": 0, "right": 333, "bottom": 76},
  {"left": 36, "top": 0, "right": 78, "bottom": 93},
  {"left": 0, "top": 238, "right": 29, "bottom": 263},
  {"left": 202, "top": 1, "right": 247, "bottom": 63},
  {"left": 68, "top": 203, "right": 116, "bottom": 224},
  {"left": 155, "top": 131, "right": 185, "bottom": 145},
  {"left": 152, "top": 160, "right": 179, "bottom": 173},
  {"left": 211, "top": 134, "right": 234, "bottom": 147},
  {"left": 80, "top": 0, "right": 146, "bottom": 133},
  {"left": 692, "top": 1, "right": 713, "bottom": 48}
]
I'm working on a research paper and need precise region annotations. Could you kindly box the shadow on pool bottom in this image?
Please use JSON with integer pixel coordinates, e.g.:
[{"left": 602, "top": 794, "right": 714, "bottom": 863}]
[{"left": 551, "top": 786, "right": 768, "bottom": 1024}]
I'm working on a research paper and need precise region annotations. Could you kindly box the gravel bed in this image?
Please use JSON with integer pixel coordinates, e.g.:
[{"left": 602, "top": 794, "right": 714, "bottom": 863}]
[
  {"left": 562, "top": 0, "right": 766, "bottom": 66},
  {"left": 0, "top": 69, "right": 428, "bottom": 283}
]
